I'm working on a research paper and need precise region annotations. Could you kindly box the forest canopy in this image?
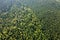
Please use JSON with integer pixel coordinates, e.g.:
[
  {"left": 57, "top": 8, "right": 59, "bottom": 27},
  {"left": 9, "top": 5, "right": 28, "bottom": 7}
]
[{"left": 0, "top": 0, "right": 60, "bottom": 40}]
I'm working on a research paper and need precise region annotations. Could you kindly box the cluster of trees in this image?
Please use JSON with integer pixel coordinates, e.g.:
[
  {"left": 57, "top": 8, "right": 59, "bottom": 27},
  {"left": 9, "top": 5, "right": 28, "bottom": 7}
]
[
  {"left": 0, "top": 0, "right": 60, "bottom": 40},
  {"left": 0, "top": 5, "right": 60, "bottom": 40},
  {"left": 0, "top": 6, "right": 46, "bottom": 40}
]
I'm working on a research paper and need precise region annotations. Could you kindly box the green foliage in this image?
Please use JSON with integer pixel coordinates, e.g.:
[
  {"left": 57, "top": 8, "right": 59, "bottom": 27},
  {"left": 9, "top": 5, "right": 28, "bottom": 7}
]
[
  {"left": 0, "top": 6, "right": 47, "bottom": 40},
  {"left": 0, "top": 0, "right": 60, "bottom": 40}
]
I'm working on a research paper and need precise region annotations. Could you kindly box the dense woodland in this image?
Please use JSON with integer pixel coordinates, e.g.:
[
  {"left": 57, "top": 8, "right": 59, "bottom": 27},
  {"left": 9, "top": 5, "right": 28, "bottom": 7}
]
[{"left": 0, "top": 0, "right": 60, "bottom": 40}]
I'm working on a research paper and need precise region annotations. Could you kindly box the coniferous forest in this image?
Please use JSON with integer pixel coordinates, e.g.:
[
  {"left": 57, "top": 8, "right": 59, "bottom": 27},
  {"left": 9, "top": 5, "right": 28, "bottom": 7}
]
[{"left": 0, "top": 0, "right": 60, "bottom": 40}]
